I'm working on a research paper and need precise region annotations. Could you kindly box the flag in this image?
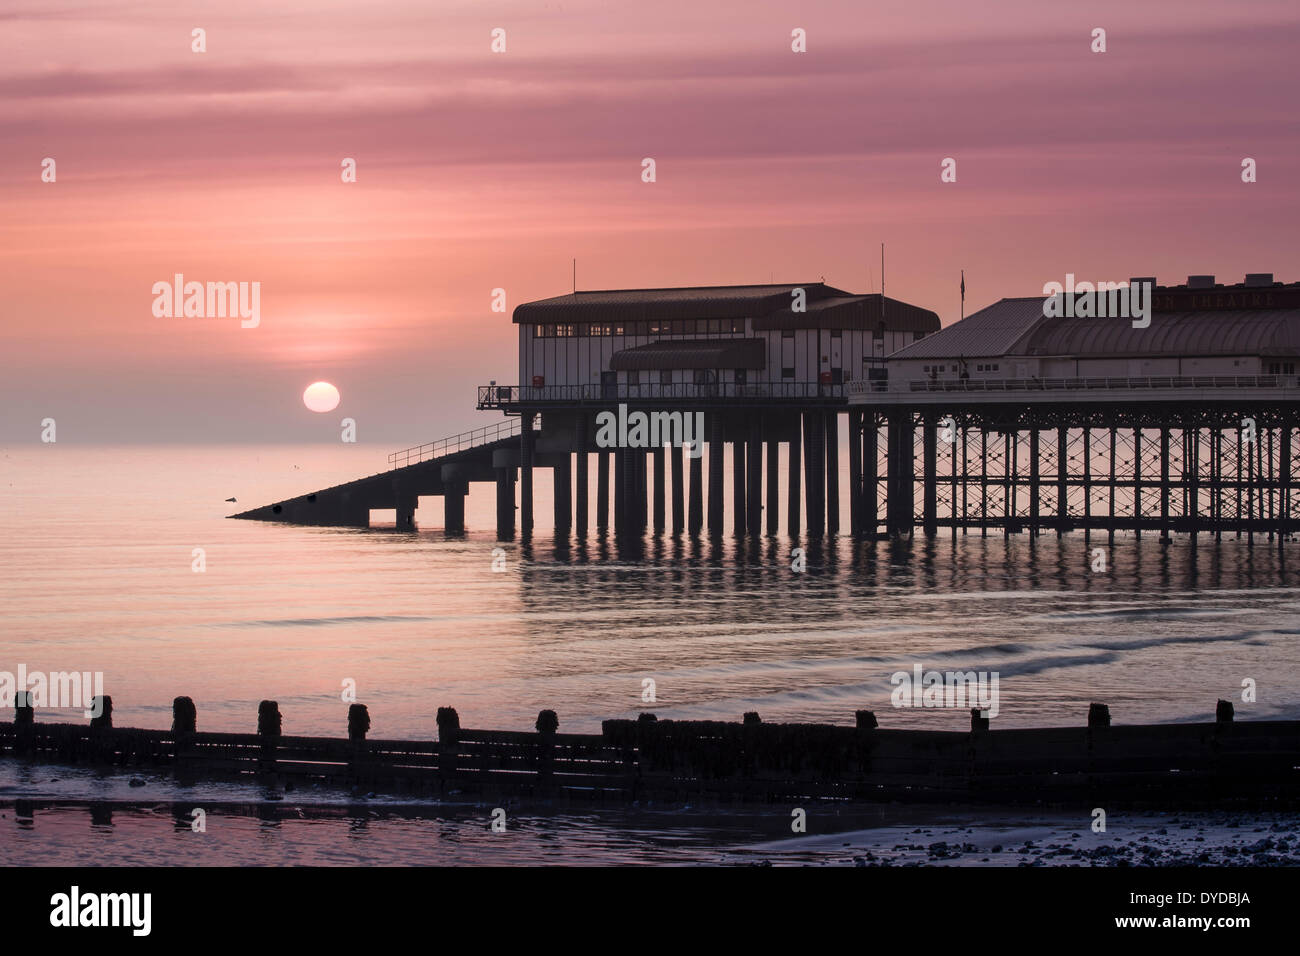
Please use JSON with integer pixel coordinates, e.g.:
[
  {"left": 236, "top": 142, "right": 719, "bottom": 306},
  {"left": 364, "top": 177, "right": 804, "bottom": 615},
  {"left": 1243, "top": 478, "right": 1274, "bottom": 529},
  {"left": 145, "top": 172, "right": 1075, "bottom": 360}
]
[{"left": 960, "top": 270, "right": 965, "bottom": 303}]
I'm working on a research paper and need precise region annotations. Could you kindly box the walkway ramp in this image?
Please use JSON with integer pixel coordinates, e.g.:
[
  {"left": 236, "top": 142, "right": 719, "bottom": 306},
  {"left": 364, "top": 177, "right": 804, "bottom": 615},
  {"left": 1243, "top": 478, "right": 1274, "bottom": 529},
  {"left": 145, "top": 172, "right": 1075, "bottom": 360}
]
[{"left": 228, "top": 420, "right": 529, "bottom": 529}]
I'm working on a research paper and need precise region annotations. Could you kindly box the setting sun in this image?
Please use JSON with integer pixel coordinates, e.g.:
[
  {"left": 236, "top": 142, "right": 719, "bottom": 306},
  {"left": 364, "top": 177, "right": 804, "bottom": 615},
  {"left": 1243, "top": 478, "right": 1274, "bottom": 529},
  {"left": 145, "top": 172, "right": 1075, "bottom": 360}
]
[{"left": 302, "top": 381, "right": 340, "bottom": 413}]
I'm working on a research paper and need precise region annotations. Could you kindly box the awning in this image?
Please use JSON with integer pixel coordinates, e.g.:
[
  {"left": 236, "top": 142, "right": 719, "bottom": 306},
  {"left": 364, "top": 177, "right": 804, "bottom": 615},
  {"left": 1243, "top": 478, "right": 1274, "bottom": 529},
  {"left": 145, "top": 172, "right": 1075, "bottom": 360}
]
[{"left": 609, "top": 338, "right": 767, "bottom": 371}]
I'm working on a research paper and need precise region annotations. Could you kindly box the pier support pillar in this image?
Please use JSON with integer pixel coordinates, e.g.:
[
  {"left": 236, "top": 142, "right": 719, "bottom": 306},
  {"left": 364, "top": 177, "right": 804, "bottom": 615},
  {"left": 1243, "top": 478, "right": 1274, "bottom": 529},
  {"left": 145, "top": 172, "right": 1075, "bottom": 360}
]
[
  {"left": 614, "top": 446, "right": 627, "bottom": 537},
  {"left": 1056, "top": 427, "right": 1068, "bottom": 536},
  {"left": 553, "top": 452, "right": 571, "bottom": 536},
  {"left": 597, "top": 451, "right": 610, "bottom": 532},
  {"left": 396, "top": 496, "right": 417, "bottom": 532},
  {"left": 885, "top": 410, "right": 913, "bottom": 537},
  {"left": 520, "top": 420, "right": 534, "bottom": 536},
  {"left": 848, "top": 411, "right": 862, "bottom": 535},
  {"left": 804, "top": 412, "right": 825, "bottom": 536},
  {"left": 671, "top": 441, "right": 685, "bottom": 534},
  {"left": 787, "top": 430, "right": 801, "bottom": 536},
  {"left": 1129, "top": 426, "right": 1140, "bottom": 538},
  {"left": 1281, "top": 425, "right": 1292, "bottom": 544},
  {"left": 766, "top": 436, "right": 780, "bottom": 535},
  {"left": 732, "top": 433, "right": 746, "bottom": 536},
  {"left": 1029, "top": 428, "right": 1040, "bottom": 537},
  {"left": 444, "top": 483, "right": 466, "bottom": 534},
  {"left": 1187, "top": 421, "right": 1200, "bottom": 541},
  {"left": 575, "top": 418, "right": 589, "bottom": 535},
  {"left": 652, "top": 446, "right": 666, "bottom": 533},
  {"left": 708, "top": 415, "right": 725, "bottom": 534},
  {"left": 825, "top": 412, "right": 840, "bottom": 535},
  {"left": 747, "top": 417, "right": 763, "bottom": 534},
  {"left": 1006, "top": 430, "right": 1017, "bottom": 538},
  {"left": 864, "top": 414, "right": 878, "bottom": 536},
  {"left": 496, "top": 468, "right": 515, "bottom": 540},
  {"left": 689, "top": 443, "right": 704, "bottom": 534},
  {"left": 636, "top": 450, "right": 649, "bottom": 531},
  {"left": 922, "top": 414, "right": 937, "bottom": 537}
]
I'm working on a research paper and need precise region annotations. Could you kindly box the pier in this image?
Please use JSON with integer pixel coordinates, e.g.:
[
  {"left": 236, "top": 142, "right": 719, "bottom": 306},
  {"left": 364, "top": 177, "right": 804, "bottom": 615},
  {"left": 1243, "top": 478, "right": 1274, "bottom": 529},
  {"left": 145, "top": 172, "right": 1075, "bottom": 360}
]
[
  {"left": 3, "top": 698, "right": 1296, "bottom": 808},
  {"left": 231, "top": 274, "right": 1300, "bottom": 545}
]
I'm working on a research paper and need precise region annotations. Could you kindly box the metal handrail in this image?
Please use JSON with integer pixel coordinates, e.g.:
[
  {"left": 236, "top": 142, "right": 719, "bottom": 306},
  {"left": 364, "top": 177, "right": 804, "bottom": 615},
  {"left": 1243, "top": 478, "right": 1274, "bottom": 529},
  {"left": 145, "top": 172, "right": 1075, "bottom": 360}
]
[
  {"left": 477, "top": 382, "right": 846, "bottom": 407},
  {"left": 848, "top": 374, "right": 1294, "bottom": 395},
  {"left": 387, "top": 418, "right": 521, "bottom": 469}
]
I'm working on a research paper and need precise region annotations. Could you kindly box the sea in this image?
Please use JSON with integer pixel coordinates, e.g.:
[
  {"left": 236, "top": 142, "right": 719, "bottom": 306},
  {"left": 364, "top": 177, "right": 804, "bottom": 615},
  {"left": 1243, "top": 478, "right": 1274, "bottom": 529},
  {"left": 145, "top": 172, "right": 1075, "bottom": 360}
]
[{"left": 2, "top": 443, "right": 1298, "bottom": 865}]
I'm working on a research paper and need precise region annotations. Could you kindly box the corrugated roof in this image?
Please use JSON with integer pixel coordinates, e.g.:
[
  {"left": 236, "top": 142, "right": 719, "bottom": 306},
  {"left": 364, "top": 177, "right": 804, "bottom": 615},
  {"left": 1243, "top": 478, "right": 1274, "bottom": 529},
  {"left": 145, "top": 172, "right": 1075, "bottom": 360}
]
[
  {"left": 888, "top": 297, "right": 1045, "bottom": 359},
  {"left": 513, "top": 283, "right": 852, "bottom": 324},
  {"left": 888, "top": 295, "right": 1300, "bottom": 361},
  {"left": 610, "top": 339, "right": 767, "bottom": 370},
  {"left": 1027, "top": 309, "right": 1300, "bottom": 357}
]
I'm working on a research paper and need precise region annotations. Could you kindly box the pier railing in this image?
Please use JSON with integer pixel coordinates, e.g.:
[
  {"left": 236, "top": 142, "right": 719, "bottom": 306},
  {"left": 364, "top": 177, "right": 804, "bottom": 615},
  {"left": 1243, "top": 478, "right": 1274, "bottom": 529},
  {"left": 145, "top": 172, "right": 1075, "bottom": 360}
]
[
  {"left": 849, "top": 374, "right": 1296, "bottom": 396},
  {"left": 478, "top": 382, "right": 845, "bottom": 408},
  {"left": 387, "top": 418, "right": 521, "bottom": 469}
]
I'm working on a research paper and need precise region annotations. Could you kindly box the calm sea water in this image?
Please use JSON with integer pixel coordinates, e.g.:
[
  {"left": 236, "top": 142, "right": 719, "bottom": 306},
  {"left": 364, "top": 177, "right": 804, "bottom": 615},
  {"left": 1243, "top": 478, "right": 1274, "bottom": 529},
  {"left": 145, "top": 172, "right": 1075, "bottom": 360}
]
[{"left": 2, "top": 443, "right": 1298, "bottom": 863}]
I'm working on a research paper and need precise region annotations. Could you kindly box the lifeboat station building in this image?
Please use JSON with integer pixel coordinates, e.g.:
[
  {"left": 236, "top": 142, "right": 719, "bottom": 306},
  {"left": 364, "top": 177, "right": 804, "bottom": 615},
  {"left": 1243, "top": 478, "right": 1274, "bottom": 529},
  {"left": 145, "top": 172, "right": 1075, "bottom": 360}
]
[{"left": 847, "top": 274, "right": 1300, "bottom": 540}]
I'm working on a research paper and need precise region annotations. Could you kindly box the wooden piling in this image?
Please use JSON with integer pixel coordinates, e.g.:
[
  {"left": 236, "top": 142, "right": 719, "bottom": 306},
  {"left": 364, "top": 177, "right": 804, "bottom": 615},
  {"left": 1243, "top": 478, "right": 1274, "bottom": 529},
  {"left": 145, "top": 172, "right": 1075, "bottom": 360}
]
[
  {"left": 747, "top": 417, "right": 763, "bottom": 534},
  {"left": 825, "top": 411, "right": 840, "bottom": 535},
  {"left": 597, "top": 450, "right": 610, "bottom": 531},
  {"left": 671, "top": 440, "right": 685, "bottom": 534},
  {"left": 652, "top": 445, "right": 666, "bottom": 534},
  {"left": 575, "top": 418, "right": 589, "bottom": 535},
  {"left": 766, "top": 436, "right": 780, "bottom": 535},
  {"left": 732, "top": 434, "right": 746, "bottom": 536}
]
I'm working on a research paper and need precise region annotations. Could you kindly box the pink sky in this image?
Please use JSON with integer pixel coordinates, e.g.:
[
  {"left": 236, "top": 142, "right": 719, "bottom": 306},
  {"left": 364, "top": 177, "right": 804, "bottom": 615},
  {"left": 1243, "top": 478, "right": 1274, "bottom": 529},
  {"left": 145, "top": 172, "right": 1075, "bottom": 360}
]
[{"left": 1, "top": 0, "right": 1298, "bottom": 443}]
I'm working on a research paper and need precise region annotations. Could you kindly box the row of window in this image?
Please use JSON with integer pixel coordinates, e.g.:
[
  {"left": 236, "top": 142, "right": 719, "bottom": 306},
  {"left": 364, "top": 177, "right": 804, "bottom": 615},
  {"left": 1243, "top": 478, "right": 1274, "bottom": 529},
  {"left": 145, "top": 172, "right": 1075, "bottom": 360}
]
[
  {"left": 532, "top": 322, "right": 929, "bottom": 340},
  {"left": 1267, "top": 362, "right": 1296, "bottom": 374},
  {"left": 922, "top": 362, "right": 999, "bottom": 373},
  {"left": 533, "top": 319, "right": 748, "bottom": 337}
]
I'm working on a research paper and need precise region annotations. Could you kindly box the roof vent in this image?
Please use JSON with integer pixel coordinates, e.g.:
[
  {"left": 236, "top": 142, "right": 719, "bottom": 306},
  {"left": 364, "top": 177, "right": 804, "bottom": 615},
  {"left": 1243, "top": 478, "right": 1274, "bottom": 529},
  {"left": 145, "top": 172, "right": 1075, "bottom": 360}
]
[
  {"left": 1245, "top": 273, "right": 1274, "bottom": 287},
  {"left": 1187, "top": 275, "right": 1215, "bottom": 289}
]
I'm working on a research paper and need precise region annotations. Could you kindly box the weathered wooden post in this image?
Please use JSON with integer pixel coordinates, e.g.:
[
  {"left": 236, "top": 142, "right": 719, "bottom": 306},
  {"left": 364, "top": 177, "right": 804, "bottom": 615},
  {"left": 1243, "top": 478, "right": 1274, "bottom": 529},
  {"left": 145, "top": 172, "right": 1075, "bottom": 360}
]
[
  {"left": 1087, "top": 702, "right": 1110, "bottom": 728},
  {"left": 14, "top": 691, "right": 34, "bottom": 756},
  {"left": 1215, "top": 699, "right": 1234, "bottom": 722},
  {"left": 90, "top": 695, "right": 112, "bottom": 731},
  {"left": 172, "top": 696, "right": 197, "bottom": 769},
  {"left": 855, "top": 710, "right": 878, "bottom": 730},
  {"left": 347, "top": 703, "right": 371, "bottom": 783},
  {"left": 436, "top": 706, "right": 460, "bottom": 789},
  {"left": 348, "top": 703, "right": 370, "bottom": 742},
  {"left": 970, "top": 708, "right": 989, "bottom": 732},
  {"left": 172, "top": 696, "right": 197, "bottom": 733},
  {"left": 89, "top": 695, "right": 113, "bottom": 762},
  {"left": 536, "top": 709, "right": 558, "bottom": 792},
  {"left": 257, "top": 700, "right": 281, "bottom": 776}
]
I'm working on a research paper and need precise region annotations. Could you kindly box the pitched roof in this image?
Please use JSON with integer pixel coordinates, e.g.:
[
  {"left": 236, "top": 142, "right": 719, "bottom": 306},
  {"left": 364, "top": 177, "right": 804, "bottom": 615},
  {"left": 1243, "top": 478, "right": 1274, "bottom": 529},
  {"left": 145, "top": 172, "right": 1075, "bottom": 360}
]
[
  {"left": 888, "top": 297, "right": 1044, "bottom": 359},
  {"left": 889, "top": 294, "right": 1300, "bottom": 361},
  {"left": 513, "top": 283, "right": 851, "bottom": 324}
]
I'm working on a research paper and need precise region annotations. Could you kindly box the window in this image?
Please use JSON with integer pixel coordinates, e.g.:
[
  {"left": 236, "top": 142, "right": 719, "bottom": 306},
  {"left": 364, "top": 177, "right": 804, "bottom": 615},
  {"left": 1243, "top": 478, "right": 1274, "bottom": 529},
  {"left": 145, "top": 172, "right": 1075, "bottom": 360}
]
[
  {"left": 831, "top": 329, "right": 842, "bottom": 339},
  {"left": 660, "top": 369, "right": 672, "bottom": 386},
  {"left": 627, "top": 370, "right": 640, "bottom": 386},
  {"left": 873, "top": 327, "right": 885, "bottom": 341},
  {"left": 782, "top": 367, "right": 795, "bottom": 378},
  {"left": 782, "top": 329, "right": 795, "bottom": 339},
  {"left": 734, "top": 369, "right": 747, "bottom": 385}
]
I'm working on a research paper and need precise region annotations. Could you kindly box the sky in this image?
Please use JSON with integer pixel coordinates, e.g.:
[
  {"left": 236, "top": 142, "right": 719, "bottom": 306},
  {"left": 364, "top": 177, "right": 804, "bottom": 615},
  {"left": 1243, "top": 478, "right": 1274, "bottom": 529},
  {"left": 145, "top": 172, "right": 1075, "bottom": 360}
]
[{"left": 1, "top": 0, "right": 1298, "bottom": 445}]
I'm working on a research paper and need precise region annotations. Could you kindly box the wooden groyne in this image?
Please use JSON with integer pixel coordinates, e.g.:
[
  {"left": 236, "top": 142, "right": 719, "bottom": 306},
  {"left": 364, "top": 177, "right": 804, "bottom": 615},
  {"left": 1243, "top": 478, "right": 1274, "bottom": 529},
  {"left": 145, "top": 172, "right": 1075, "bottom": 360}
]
[{"left": 1, "top": 697, "right": 1296, "bottom": 808}]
